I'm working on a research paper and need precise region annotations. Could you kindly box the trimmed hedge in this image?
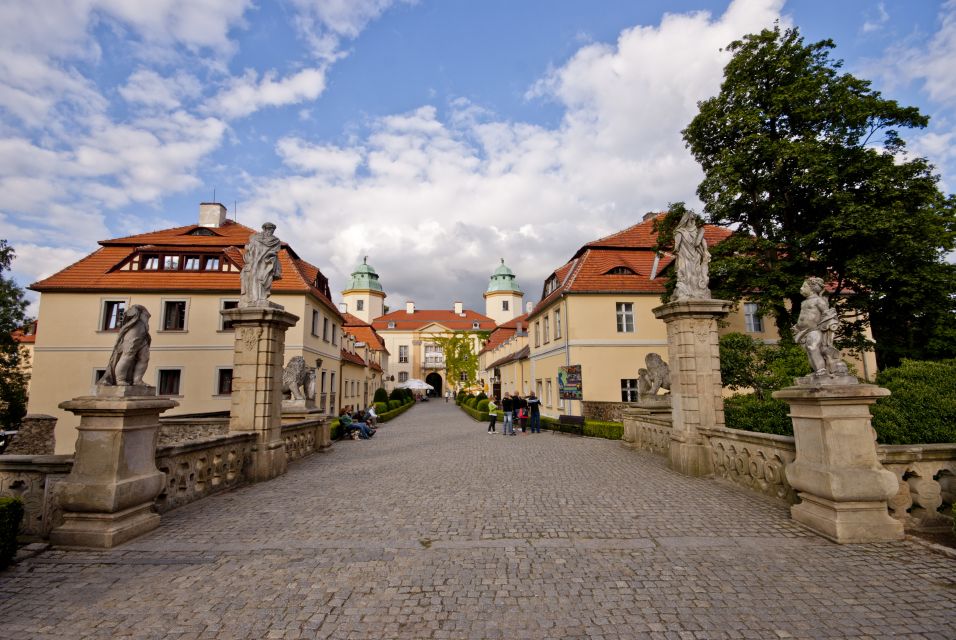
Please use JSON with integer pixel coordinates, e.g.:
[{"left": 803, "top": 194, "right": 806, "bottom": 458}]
[
  {"left": 388, "top": 400, "right": 400, "bottom": 411},
  {"left": 540, "top": 417, "right": 623, "bottom": 440},
  {"left": 459, "top": 402, "right": 490, "bottom": 422},
  {"left": 373, "top": 387, "right": 389, "bottom": 404},
  {"left": 0, "top": 497, "right": 24, "bottom": 569},
  {"left": 724, "top": 394, "right": 793, "bottom": 436},
  {"left": 476, "top": 399, "right": 490, "bottom": 412},
  {"left": 871, "top": 359, "right": 956, "bottom": 445},
  {"left": 374, "top": 402, "right": 388, "bottom": 415}
]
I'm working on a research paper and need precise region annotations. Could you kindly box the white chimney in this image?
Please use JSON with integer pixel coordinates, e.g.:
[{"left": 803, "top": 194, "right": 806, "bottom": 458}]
[
  {"left": 406, "top": 301, "right": 415, "bottom": 314},
  {"left": 454, "top": 301, "right": 463, "bottom": 315},
  {"left": 338, "top": 303, "right": 347, "bottom": 313},
  {"left": 199, "top": 202, "right": 227, "bottom": 227}
]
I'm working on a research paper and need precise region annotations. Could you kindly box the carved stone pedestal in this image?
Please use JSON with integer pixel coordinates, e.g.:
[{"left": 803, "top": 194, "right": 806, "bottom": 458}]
[
  {"left": 773, "top": 384, "right": 903, "bottom": 543},
  {"left": 222, "top": 306, "right": 299, "bottom": 482},
  {"left": 654, "top": 299, "right": 732, "bottom": 477},
  {"left": 50, "top": 389, "right": 177, "bottom": 548}
]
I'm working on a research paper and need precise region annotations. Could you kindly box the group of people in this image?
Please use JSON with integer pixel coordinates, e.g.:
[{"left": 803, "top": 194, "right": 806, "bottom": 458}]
[
  {"left": 338, "top": 405, "right": 379, "bottom": 440},
  {"left": 487, "top": 392, "right": 541, "bottom": 435}
]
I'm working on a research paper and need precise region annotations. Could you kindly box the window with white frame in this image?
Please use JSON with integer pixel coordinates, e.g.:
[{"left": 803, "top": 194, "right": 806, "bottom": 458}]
[
  {"left": 744, "top": 302, "right": 764, "bottom": 333},
  {"left": 502, "top": 300, "right": 509, "bottom": 311},
  {"left": 546, "top": 378, "right": 553, "bottom": 407},
  {"left": 158, "top": 369, "right": 182, "bottom": 396},
  {"left": 331, "top": 325, "right": 338, "bottom": 345},
  {"left": 616, "top": 302, "right": 634, "bottom": 333},
  {"left": 398, "top": 371, "right": 409, "bottom": 383},
  {"left": 322, "top": 317, "right": 330, "bottom": 341},
  {"left": 220, "top": 299, "right": 238, "bottom": 330},
  {"left": 534, "top": 321, "right": 541, "bottom": 347},
  {"left": 621, "top": 379, "right": 639, "bottom": 402},
  {"left": 536, "top": 379, "right": 543, "bottom": 399},
  {"left": 101, "top": 300, "right": 126, "bottom": 331},
  {"left": 356, "top": 299, "right": 364, "bottom": 311},
  {"left": 163, "top": 255, "right": 180, "bottom": 270},
  {"left": 311, "top": 310, "right": 320, "bottom": 336},
  {"left": 554, "top": 309, "right": 562, "bottom": 339},
  {"left": 161, "top": 300, "right": 187, "bottom": 331},
  {"left": 543, "top": 316, "right": 550, "bottom": 343}
]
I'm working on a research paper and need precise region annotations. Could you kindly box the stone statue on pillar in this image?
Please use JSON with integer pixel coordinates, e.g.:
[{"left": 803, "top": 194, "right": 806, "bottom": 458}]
[
  {"left": 792, "top": 277, "right": 854, "bottom": 385},
  {"left": 673, "top": 210, "right": 711, "bottom": 301},
  {"left": 240, "top": 222, "right": 282, "bottom": 308},
  {"left": 98, "top": 304, "right": 152, "bottom": 389}
]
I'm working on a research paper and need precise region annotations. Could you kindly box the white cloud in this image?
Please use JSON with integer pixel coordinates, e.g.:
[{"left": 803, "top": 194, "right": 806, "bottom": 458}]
[
  {"left": 228, "top": 0, "right": 791, "bottom": 311},
  {"left": 119, "top": 69, "right": 201, "bottom": 110},
  {"left": 862, "top": 2, "right": 890, "bottom": 33},
  {"left": 207, "top": 67, "right": 328, "bottom": 120},
  {"left": 289, "top": 0, "right": 416, "bottom": 60}
]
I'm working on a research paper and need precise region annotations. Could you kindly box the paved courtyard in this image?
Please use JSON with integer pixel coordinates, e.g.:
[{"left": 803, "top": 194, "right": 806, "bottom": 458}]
[{"left": 1, "top": 400, "right": 954, "bottom": 639}]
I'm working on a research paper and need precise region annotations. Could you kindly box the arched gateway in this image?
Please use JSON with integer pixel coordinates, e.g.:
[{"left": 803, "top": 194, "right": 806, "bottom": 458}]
[{"left": 425, "top": 372, "right": 443, "bottom": 398}]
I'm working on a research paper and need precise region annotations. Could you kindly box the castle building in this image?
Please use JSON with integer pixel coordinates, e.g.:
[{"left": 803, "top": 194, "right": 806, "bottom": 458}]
[
  {"left": 483, "top": 259, "right": 524, "bottom": 325},
  {"left": 340, "top": 257, "right": 386, "bottom": 324},
  {"left": 27, "top": 203, "right": 351, "bottom": 453}
]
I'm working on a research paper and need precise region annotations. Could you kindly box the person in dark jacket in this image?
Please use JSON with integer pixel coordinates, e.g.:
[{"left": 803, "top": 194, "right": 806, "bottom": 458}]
[
  {"left": 501, "top": 394, "right": 514, "bottom": 435},
  {"left": 526, "top": 393, "right": 542, "bottom": 433}
]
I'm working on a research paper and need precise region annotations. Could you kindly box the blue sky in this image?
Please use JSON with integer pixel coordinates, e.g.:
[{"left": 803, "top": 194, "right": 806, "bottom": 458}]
[{"left": 2, "top": 0, "right": 954, "bottom": 315}]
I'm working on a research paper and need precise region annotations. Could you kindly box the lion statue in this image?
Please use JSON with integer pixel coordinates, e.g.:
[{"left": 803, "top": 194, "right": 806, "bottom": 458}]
[
  {"left": 282, "top": 356, "right": 314, "bottom": 401},
  {"left": 637, "top": 353, "right": 671, "bottom": 399}
]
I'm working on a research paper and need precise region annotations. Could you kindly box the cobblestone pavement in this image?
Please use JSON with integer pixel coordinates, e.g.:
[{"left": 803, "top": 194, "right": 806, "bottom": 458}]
[{"left": 1, "top": 401, "right": 954, "bottom": 639}]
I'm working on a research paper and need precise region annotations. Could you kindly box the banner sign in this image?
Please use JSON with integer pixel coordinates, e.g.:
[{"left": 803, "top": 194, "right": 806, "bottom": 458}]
[{"left": 557, "top": 365, "right": 583, "bottom": 400}]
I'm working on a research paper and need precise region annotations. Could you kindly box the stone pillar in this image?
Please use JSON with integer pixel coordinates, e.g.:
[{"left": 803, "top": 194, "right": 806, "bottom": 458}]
[
  {"left": 773, "top": 384, "right": 903, "bottom": 543},
  {"left": 222, "top": 306, "right": 299, "bottom": 482},
  {"left": 4, "top": 414, "right": 57, "bottom": 455},
  {"left": 50, "top": 387, "right": 177, "bottom": 548},
  {"left": 653, "top": 299, "right": 732, "bottom": 476}
]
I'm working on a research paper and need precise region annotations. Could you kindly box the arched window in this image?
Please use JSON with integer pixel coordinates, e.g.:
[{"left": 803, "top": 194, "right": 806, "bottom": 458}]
[{"left": 605, "top": 266, "right": 636, "bottom": 275}]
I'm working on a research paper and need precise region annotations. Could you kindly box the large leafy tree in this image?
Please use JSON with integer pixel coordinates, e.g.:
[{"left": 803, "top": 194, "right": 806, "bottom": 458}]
[
  {"left": 682, "top": 25, "right": 956, "bottom": 367},
  {"left": 426, "top": 331, "right": 486, "bottom": 390},
  {"left": 0, "top": 240, "right": 30, "bottom": 427}
]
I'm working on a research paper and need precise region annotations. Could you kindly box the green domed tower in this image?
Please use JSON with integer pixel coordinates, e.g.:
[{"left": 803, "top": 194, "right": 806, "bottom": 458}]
[
  {"left": 484, "top": 258, "right": 523, "bottom": 325},
  {"left": 341, "top": 256, "right": 386, "bottom": 322}
]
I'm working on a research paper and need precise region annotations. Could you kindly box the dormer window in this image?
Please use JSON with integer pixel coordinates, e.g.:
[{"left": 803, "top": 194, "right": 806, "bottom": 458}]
[
  {"left": 387, "top": 321, "right": 396, "bottom": 329},
  {"left": 543, "top": 275, "right": 559, "bottom": 297},
  {"left": 163, "top": 255, "right": 180, "bottom": 270},
  {"left": 184, "top": 256, "right": 201, "bottom": 270},
  {"left": 142, "top": 255, "right": 159, "bottom": 270},
  {"left": 472, "top": 321, "right": 480, "bottom": 329},
  {"left": 136, "top": 252, "right": 224, "bottom": 272},
  {"left": 204, "top": 256, "right": 220, "bottom": 270},
  {"left": 187, "top": 227, "right": 216, "bottom": 236},
  {"left": 605, "top": 266, "right": 636, "bottom": 275}
]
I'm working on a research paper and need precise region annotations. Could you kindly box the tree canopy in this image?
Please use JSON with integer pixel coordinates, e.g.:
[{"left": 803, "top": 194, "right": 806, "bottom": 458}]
[
  {"left": 0, "top": 240, "right": 30, "bottom": 427},
  {"left": 681, "top": 25, "right": 956, "bottom": 367},
  {"left": 426, "top": 331, "right": 486, "bottom": 391}
]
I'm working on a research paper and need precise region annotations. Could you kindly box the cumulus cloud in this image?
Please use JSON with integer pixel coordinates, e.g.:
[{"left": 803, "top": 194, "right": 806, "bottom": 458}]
[
  {"left": 206, "top": 67, "right": 328, "bottom": 120},
  {"left": 234, "top": 0, "right": 789, "bottom": 311},
  {"left": 289, "top": 0, "right": 417, "bottom": 60},
  {"left": 880, "top": 1, "right": 956, "bottom": 106},
  {"left": 119, "top": 69, "right": 202, "bottom": 110}
]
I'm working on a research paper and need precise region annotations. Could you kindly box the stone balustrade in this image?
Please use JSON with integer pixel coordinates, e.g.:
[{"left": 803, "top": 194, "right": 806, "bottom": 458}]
[
  {"left": 154, "top": 433, "right": 256, "bottom": 513},
  {"left": 879, "top": 443, "right": 956, "bottom": 532},
  {"left": 621, "top": 407, "right": 954, "bottom": 532},
  {"left": 700, "top": 426, "right": 797, "bottom": 504},
  {"left": 2, "top": 416, "right": 330, "bottom": 539}
]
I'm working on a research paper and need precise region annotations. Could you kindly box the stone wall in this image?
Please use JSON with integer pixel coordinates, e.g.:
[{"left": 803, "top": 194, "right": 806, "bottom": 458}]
[
  {"left": 158, "top": 415, "right": 230, "bottom": 446},
  {"left": 583, "top": 401, "right": 625, "bottom": 422},
  {"left": 4, "top": 415, "right": 57, "bottom": 455}
]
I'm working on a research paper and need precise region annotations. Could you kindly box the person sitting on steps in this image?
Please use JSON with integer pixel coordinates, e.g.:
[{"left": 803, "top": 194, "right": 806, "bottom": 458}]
[{"left": 339, "top": 407, "right": 375, "bottom": 439}]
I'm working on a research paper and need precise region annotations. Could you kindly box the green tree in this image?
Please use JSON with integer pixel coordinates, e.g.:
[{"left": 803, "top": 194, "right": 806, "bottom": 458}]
[
  {"left": 0, "top": 240, "right": 30, "bottom": 428},
  {"left": 719, "top": 332, "right": 810, "bottom": 397},
  {"left": 426, "top": 331, "right": 486, "bottom": 390},
  {"left": 681, "top": 25, "right": 956, "bottom": 367}
]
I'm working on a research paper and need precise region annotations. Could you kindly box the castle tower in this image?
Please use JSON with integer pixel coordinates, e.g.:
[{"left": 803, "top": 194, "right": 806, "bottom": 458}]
[
  {"left": 341, "top": 257, "right": 386, "bottom": 322},
  {"left": 484, "top": 259, "right": 523, "bottom": 325}
]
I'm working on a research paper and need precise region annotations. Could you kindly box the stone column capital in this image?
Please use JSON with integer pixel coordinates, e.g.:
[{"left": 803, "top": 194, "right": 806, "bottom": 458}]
[
  {"left": 222, "top": 306, "right": 300, "bottom": 329},
  {"left": 652, "top": 298, "right": 733, "bottom": 322}
]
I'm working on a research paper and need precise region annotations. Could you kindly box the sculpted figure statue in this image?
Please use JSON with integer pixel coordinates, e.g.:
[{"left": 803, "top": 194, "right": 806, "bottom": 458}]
[
  {"left": 240, "top": 222, "right": 282, "bottom": 307},
  {"left": 792, "top": 277, "right": 851, "bottom": 380},
  {"left": 673, "top": 210, "right": 711, "bottom": 301},
  {"left": 99, "top": 305, "right": 151, "bottom": 387},
  {"left": 637, "top": 353, "right": 671, "bottom": 398},
  {"left": 282, "top": 356, "right": 315, "bottom": 401}
]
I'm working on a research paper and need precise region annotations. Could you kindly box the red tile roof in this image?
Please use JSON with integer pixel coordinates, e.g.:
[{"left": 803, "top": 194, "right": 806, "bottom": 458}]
[
  {"left": 529, "top": 215, "right": 732, "bottom": 318},
  {"left": 479, "top": 313, "right": 529, "bottom": 354},
  {"left": 343, "top": 325, "right": 388, "bottom": 353},
  {"left": 487, "top": 344, "right": 530, "bottom": 369},
  {"left": 371, "top": 309, "right": 496, "bottom": 332},
  {"left": 340, "top": 349, "right": 366, "bottom": 366},
  {"left": 30, "top": 219, "right": 342, "bottom": 319}
]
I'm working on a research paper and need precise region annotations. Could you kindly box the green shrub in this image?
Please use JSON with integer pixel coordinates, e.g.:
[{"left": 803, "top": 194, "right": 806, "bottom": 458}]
[
  {"left": 475, "top": 392, "right": 487, "bottom": 404},
  {"left": 0, "top": 497, "right": 24, "bottom": 569},
  {"left": 388, "top": 400, "right": 400, "bottom": 411},
  {"left": 374, "top": 402, "right": 388, "bottom": 415},
  {"left": 389, "top": 388, "right": 405, "bottom": 402},
  {"left": 373, "top": 387, "right": 389, "bottom": 403},
  {"left": 871, "top": 359, "right": 956, "bottom": 444},
  {"left": 476, "top": 399, "right": 490, "bottom": 412},
  {"left": 584, "top": 421, "right": 624, "bottom": 440},
  {"left": 723, "top": 393, "right": 793, "bottom": 436}
]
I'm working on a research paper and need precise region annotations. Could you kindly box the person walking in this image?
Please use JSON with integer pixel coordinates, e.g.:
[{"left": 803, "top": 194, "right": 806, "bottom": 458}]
[
  {"left": 501, "top": 393, "right": 514, "bottom": 436},
  {"left": 487, "top": 397, "right": 498, "bottom": 433},
  {"left": 527, "top": 392, "right": 542, "bottom": 433}
]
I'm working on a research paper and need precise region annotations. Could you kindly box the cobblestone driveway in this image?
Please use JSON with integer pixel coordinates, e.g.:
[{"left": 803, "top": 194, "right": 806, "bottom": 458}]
[{"left": 1, "top": 401, "right": 954, "bottom": 639}]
